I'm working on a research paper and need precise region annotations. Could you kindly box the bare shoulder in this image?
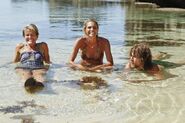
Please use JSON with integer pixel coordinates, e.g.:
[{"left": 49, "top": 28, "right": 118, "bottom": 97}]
[
  {"left": 157, "top": 64, "right": 164, "bottom": 71},
  {"left": 37, "top": 42, "right": 48, "bottom": 48},
  {"left": 150, "top": 64, "right": 161, "bottom": 74},
  {"left": 15, "top": 43, "right": 24, "bottom": 50},
  {"left": 74, "top": 36, "right": 87, "bottom": 47},
  {"left": 98, "top": 37, "right": 109, "bottom": 42},
  {"left": 98, "top": 37, "right": 110, "bottom": 45},
  {"left": 16, "top": 42, "right": 24, "bottom": 48},
  {"left": 76, "top": 36, "right": 86, "bottom": 43}
]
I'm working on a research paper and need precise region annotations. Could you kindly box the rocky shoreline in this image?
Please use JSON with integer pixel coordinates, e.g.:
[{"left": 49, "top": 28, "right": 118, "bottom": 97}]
[{"left": 136, "top": 0, "right": 185, "bottom": 8}]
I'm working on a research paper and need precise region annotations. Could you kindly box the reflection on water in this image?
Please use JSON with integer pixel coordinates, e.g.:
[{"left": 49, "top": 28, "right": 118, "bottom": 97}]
[
  {"left": 47, "top": 0, "right": 126, "bottom": 42},
  {"left": 1, "top": 0, "right": 185, "bottom": 123},
  {"left": 125, "top": 5, "right": 185, "bottom": 45}
]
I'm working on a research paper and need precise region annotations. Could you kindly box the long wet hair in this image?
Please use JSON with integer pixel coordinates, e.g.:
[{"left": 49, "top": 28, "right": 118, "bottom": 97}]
[
  {"left": 22, "top": 24, "right": 39, "bottom": 37},
  {"left": 130, "top": 43, "right": 153, "bottom": 70}
]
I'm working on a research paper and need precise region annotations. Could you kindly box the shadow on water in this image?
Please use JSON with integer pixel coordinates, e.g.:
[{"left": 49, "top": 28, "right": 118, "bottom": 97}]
[
  {"left": 152, "top": 51, "right": 185, "bottom": 69},
  {"left": 57, "top": 78, "right": 109, "bottom": 90},
  {"left": 154, "top": 60, "right": 185, "bottom": 69},
  {"left": 58, "top": 79, "right": 81, "bottom": 90}
]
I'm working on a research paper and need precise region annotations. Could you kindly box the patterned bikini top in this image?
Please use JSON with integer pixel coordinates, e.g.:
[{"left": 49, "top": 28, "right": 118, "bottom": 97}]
[{"left": 20, "top": 51, "right": 44, "bottom": 68}]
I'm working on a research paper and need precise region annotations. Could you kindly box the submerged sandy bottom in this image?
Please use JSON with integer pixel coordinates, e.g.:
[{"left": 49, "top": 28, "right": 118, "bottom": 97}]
[{"left": 0, "top": 40, "right": 185, "bottom": 123}]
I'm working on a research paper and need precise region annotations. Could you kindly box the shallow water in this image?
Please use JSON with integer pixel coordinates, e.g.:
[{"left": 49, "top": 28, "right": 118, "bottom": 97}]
[{"left": 1, "top": 0, "right": 185, "bottom": 123}]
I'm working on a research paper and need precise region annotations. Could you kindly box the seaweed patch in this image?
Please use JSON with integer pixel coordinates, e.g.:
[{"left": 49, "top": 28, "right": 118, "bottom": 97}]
[
  {"left": 0, "top": 100, "right": 45, "bottom": 114},
  {"left": 78, "top": 76, "right": 108, "bottom": 90},
  {"left": 0, "top": 105, "right": 24, "bottom": 114},
  {"left": 11, "top": 115, "right": 34, "bottom": 123}
]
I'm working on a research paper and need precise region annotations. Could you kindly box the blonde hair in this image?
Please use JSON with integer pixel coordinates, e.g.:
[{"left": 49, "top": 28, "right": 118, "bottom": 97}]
[
  {"left": 22, "top": 24, "right": 39, "bottom": 37},
  {"left": 83, "top": 19, "right": 99, "bottom": 30}
]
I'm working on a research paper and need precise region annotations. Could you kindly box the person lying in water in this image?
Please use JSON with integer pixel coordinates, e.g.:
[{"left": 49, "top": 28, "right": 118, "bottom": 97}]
[
  {"left": 69, "top": 19, "right": 114, "bottom": 72},
  {"left": 13, "top": 24, "right": 51, "bottom": 92},
  {"left": 124, "top": 43, "right": 165, "bottom": 81}
]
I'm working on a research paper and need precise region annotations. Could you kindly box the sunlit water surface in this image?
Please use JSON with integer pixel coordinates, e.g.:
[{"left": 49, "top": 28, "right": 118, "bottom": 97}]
[{"left": 0, "top": 0, "right": 185, "bottom": 123}]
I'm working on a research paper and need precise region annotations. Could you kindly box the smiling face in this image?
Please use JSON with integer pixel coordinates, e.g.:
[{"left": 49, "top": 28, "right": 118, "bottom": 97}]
[
  {"left": 22, "top": 24, "right": 39, "bottom": 46},
  {"left": 24, "top": 29, "right": 38, "bottom": 45},
  {"left": 83, "top": 20, "right": 99, "bottom": 37}
]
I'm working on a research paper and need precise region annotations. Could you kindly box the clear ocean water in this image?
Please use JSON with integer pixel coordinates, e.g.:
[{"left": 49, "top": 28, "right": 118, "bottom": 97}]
[{"left": 0, "top": 0, "right": 185, "bottom": 122}]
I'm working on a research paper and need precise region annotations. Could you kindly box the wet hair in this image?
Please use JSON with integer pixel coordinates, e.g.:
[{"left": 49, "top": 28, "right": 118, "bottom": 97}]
[
  {"left": 83, "top": 19, "right": 99, "bottom": 31},
  {"left": 24, "top": 77, "right": 44, "bottom": 93},
  {"left": 22, "top": 24, "right": 39, "bottom": 37},
  {"left": 130, "top": 43, "right": 153, "bottom": 70}
]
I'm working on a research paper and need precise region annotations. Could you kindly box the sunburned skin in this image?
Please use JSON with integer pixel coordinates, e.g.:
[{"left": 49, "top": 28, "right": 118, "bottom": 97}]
[{"left": 69, "top": 19, "right": 113, "bottom": 72}]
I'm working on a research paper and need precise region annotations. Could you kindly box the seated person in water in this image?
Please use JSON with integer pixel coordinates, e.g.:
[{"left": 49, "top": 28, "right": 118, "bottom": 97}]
[
  {"left": 125, "top": 43, "right": 164, "bottom": 80},
  {"left": 69, "top": 19, "right": 114, "bottom": 72},
  {"left": 13, "top": 24, "right": 51, "bottom": 91}
]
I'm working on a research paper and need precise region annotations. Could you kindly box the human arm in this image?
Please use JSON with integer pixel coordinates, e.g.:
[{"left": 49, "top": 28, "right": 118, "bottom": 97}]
[
  {"left": 69, "top": 38, "right": 89, "bottom": 71},
  {"left": 40, "top": 42, "right": 51, "bottom": 64},
  {"left": 13, "top": 43, "right": 24, "bottom": 63},
  {"left": 88, "top": 39, "right": 114, "bottom": 72},
  {"left": 103, "top": 39, "right": 114, "bottom": 66}
]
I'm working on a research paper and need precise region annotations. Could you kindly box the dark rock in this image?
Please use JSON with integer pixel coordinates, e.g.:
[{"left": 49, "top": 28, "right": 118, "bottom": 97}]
[{"left": 136, "top": 0, "right": 185, "bottom": 8}]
